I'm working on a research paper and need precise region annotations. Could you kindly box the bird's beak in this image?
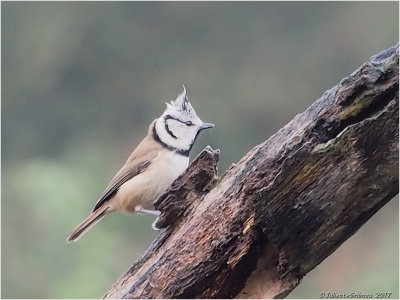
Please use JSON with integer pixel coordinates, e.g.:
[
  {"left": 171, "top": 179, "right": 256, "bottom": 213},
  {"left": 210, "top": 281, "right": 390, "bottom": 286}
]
[{"left": 200, "top": 122, "right": 215, "bottom": 130}]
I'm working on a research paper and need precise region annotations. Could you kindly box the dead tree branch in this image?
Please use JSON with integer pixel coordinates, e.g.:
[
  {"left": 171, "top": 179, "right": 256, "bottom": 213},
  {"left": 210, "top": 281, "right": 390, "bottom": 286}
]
[{"left": 103, "top": 44, "right": 399, "bottom": 299}]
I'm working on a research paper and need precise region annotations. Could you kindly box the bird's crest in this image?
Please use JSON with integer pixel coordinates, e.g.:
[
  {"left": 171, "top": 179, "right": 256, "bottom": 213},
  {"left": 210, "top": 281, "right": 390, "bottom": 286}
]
[{"left": 166, "top": 84, "right": 192, "bottom": 113}]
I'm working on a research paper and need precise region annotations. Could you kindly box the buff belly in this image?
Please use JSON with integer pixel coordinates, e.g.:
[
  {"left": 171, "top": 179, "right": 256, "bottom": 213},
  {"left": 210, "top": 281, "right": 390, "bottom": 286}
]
[{"left": 113, "top": 152, "right": 189, "bottom": 213}]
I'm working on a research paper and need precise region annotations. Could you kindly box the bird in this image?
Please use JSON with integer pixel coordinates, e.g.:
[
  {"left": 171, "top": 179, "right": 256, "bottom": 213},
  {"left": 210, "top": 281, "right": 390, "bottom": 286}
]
[{"left": 66, "top": 86, "right": 214, "bottom": 242}]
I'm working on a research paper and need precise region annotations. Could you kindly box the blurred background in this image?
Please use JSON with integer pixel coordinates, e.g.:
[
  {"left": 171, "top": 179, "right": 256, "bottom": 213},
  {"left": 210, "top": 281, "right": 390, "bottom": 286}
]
[{"left": 2, "top": 2, "right": 398, "bottom": 298}]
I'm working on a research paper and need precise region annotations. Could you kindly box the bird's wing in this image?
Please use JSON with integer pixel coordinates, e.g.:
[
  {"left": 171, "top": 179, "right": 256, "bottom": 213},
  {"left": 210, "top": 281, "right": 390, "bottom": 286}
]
[{"left": 91, "top": 150, "right": 159, "bottom": 212}]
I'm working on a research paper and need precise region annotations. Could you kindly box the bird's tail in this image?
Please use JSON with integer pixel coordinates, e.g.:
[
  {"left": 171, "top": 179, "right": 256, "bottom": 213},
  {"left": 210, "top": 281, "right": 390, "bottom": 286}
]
[{"left": 66, "top": 206, "right": 109, "bottom": 243}]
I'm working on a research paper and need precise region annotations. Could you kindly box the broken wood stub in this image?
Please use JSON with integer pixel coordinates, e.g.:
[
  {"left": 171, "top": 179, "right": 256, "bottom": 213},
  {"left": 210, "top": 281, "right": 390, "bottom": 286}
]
[
  {"left": 154, "top": 146, "right": 220, "bottom": 229},
  {"left": 104, "top": 44, "right": 399, "bottom": 299}
]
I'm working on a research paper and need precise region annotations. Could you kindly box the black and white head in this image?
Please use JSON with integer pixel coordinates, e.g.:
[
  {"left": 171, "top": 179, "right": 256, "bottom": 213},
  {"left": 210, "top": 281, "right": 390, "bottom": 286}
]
[{"left": 154, "top": 86, "right": 214, "bottom": 156}]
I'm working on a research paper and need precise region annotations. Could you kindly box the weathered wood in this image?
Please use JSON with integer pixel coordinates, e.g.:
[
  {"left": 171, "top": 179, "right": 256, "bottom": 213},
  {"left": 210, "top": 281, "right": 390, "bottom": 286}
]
[{"left": 103, "top": 44, "right": 399, "bottom": 299}]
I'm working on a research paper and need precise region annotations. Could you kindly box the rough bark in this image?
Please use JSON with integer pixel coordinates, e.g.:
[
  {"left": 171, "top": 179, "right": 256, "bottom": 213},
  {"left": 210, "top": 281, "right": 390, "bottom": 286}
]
[{"left": 103, "top": 44, "right": 399, "bottom": 299}]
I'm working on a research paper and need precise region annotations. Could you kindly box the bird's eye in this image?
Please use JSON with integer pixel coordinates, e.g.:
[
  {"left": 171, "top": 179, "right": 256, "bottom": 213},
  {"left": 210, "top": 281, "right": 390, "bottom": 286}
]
[{"left": 185, "top": 121, "right": 193, "bottom": 126}]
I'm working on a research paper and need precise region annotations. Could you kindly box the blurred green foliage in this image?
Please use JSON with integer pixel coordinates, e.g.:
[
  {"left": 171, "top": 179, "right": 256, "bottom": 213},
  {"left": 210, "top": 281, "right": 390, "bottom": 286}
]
[{"left": 2, "top": 2, "right": 398, "bottom": 298}]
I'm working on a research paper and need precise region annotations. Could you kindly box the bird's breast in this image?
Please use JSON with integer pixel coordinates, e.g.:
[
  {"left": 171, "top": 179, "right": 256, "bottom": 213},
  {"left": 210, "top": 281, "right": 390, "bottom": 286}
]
[{"left": 115, "top": 151, "right": 189, "bottom": 213}]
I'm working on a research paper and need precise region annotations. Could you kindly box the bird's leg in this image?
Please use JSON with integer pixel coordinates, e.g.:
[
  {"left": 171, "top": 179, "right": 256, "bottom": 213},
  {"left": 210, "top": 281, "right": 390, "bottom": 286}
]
[
  {"left": 136, "top": 207, "right": 161, "bottom": 230},
  {"left": 136, "top": 206, "right": 161, "bottom": 216},
  {"left": 151, "top": 218, "right": 161, "bottom": 231}
]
